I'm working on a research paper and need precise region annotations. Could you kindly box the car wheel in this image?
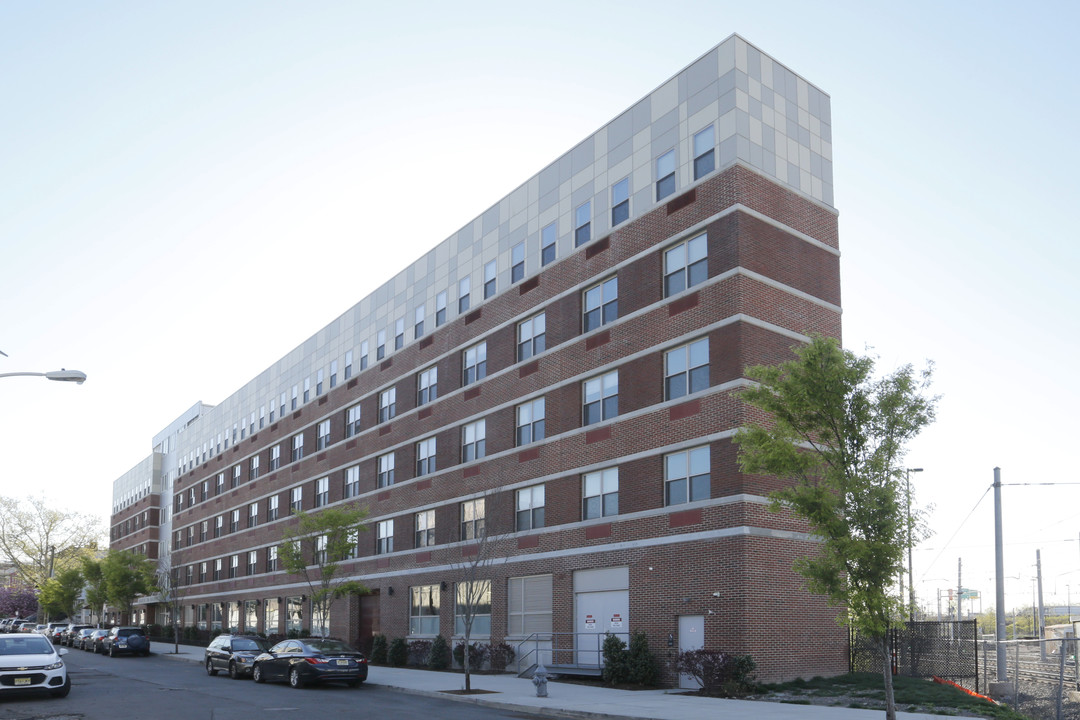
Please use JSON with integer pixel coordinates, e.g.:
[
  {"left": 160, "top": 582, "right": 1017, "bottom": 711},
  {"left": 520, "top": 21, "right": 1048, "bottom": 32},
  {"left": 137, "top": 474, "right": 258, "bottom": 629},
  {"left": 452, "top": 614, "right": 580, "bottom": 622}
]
[
  {"left": 252, "top": 664, "right": 264, "bottom": 683},
  {"left": 51, "top": 675, "right": 71, "bottom": 698},
  {"left": 289, "top": 667, "right": 304, "bottom": 689},
  {"left": 229, "top": 662, "right": 241, "bottom": 679},
  {"left": 108, "top": 644, "right": 115, "bottom": 658},
  {"left": 206, "top": 658, "right": 218, "bottom": 676}
]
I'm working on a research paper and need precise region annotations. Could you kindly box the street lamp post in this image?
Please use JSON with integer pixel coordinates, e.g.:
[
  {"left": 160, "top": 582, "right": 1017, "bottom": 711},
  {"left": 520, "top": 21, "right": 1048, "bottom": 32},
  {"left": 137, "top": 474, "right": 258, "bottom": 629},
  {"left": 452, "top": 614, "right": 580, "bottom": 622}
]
[
  {"left": 0, "top": 369, "right": 87, "bottom": 383},
  {"left": 906, "top": 468, "right": 923, "bottom": 622}
]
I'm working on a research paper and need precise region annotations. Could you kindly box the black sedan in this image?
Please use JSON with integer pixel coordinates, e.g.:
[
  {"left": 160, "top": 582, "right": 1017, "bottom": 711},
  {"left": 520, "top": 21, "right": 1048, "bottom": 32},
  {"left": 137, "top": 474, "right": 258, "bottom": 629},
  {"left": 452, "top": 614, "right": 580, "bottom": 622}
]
[
  {"left": 83, "top": 629, "right": 109, "bottom": 653},
  {"left": 204, "top": 634, "right": 271, "bottom": 679},
  {"left": 252, "top": 638, "right": 367, "bottom": 689}
]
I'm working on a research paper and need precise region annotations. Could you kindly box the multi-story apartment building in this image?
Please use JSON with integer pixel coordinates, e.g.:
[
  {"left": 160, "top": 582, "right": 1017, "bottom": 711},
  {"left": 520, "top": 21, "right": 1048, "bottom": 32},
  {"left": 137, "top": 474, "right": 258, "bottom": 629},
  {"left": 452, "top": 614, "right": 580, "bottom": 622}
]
[{"left": 110, "top": 35, "right": 844, "bottom": 683}]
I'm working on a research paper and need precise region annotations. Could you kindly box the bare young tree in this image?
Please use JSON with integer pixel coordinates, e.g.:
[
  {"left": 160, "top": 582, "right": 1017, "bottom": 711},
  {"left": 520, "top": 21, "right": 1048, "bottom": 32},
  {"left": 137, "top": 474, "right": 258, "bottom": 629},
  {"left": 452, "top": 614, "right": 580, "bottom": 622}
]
[
  {"left": 452, "top": 494, "right": 509, "bottom": 692},
  {"left": 0, "top": 495, "right": 103, "bottom": 589},
  {"left": 155, "top": 552, "right": 185, "bottom": 654}
]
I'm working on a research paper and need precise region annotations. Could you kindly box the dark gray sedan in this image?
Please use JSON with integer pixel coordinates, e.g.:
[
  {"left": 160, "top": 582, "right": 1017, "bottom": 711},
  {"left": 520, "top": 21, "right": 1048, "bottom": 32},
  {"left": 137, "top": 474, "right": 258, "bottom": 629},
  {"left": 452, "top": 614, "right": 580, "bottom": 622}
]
[
  {"left": 204, "top": 634, "right": 271, "bottom": 679},
  {"left": 251, "top": 638, "right": 367, "bottom": 689}
]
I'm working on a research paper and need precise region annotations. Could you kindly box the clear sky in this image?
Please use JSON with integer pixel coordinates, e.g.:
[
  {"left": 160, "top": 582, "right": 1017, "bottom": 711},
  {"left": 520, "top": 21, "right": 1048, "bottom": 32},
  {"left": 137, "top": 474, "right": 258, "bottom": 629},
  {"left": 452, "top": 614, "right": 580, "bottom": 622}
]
[{"left": 2, "top": 0, "right": 1078, "bottom": 619}]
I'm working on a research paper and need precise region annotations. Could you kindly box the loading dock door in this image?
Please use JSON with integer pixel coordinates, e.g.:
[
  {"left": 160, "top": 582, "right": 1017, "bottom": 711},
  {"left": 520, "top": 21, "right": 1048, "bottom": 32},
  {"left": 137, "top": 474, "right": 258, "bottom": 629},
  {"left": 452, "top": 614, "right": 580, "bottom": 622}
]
[{"left": 575, "top": 590, "right": 628, "bottom": 666}]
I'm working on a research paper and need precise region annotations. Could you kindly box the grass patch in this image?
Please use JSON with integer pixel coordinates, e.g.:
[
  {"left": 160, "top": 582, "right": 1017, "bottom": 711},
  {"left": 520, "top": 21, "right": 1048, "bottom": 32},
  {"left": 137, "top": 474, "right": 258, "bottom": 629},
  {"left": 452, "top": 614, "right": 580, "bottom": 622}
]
[{"left": 757, "top": 673, "right": 1030, "bottom": 720}]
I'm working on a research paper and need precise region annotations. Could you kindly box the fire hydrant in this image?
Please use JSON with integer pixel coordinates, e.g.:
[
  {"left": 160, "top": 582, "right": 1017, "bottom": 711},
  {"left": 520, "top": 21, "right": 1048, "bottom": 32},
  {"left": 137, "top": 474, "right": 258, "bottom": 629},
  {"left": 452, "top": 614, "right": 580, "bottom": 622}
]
[{"left": 532, "top": 662, "right": 549, "bottom": 697}]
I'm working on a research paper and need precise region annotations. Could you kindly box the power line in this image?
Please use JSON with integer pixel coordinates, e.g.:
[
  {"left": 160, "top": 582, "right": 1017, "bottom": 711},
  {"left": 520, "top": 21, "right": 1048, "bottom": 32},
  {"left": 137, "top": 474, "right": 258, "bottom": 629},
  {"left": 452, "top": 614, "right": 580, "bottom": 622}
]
[{"left": 919, "top": 484, "right": 991, "bottom": 582}]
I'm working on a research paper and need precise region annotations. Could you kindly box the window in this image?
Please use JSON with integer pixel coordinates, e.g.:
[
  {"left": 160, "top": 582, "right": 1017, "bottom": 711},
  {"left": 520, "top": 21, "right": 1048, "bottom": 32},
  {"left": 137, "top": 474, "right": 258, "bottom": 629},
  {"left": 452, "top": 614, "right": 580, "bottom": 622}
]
[
  {"left": 345, "top": 404, "right": 362, "bottom": 437},
  {"left": 461, "top": 419, "right": 486, "bottom": 462},
  {"left": 665, "top": 338, "right": 709, "bottom": 400},
  {"left": 291, "top": 385, "right": 298, "bottom": 410},
  {"left": 376, "top": 330, "right": 386, "bottom": 360},
  {"left": 511, "top": 241, "right": 525, "bottom": 283},
  {"left": 508, "top": 575, "right": 553, "bottom": 635},
  {"left": 214, "top": 516, "right": 223, "bottom": 538},
  {"left": 200, "top": 481, "right": 208, "bottom": 502},
  {"left": 583, "top": 370, "right": 619, "bottom": 425},
  {"left": 330, "top": 360, "right": 338, "bottom": 388},
  {"left": 409, "top": 585, "right": 439, "bottom": 635},
  {"left": 656, "top": 149, "right": 676, "bottom": 200},
  {"left": 344, "top": 465, "right": 361, "bottom": 498},
  {"left": 417, "top": 365, "right": 438, "bottom": 405},
  {"left": 461, "top": 498, "right": 485, "bottom": 540},
  {"left": 583, "top": 277, "right": 617, "bottom": 332},
  {"left": 435, "top": 291, "right": 447, "bottom": 327},
  {"left": 199, "top": 562, "right": 207, "bottom": 584},
  {"left": 414, "top": 510, "right": 435, "bottom": 548},
  {"left": 315, "top": 477, "right": 329, "bottom": 508},
  {"left": 455, "top": 579, "right": 491, "bottom": 635},
  {"left": 268, "top": 495, "right": 279, "bottom": 522},
  {"left": 345, "top": 350, "right": 353, "bottom": 380},
  {"left": 200, "top": 521, "right": 207, "bottom": 543},
  {"left": 317, "top": 420, "right": 331, "bottom": 450},
  {"left": 483, "top": 260, "right": 496, "bottom": 299},
  {"left": 415, "top": 437, "right": 436, "bottom": 477},
  {"left": 230, "top": 509, "right": 240, "bottom": 533},
  {"left": 516, "top": 397, "right": 545, "bottom": 445},
  {"left": 286, "top": 597, "right": 303, "bottom": 633},
  {"left": 231, "top": 464, "right": 241, "bottom": 488},
  {"left": 185, "top": 565, "right": 193, "bottom": 585},
  {"left": 186, "top": 526, "right": 194, "bottom": 547},
  {"left": 214, "top": 558, "right": 222, "bottom": 581},
  {"left": 458, "top": 277, "right": 470, "bottom": 313},
  {"left": 540, "top": 222, "right": 557, "bottom": 266},
  {"left": 359, "top": 340, "right": 369, "bottom": 370},
  {"left": 394, "top": 318, "right": 405, "bottom": 350},
  {"left": 611, "top": 177, "right": 630, "bottom": 226},
  {"left": 379, "top": 387, "right": 396, "bottom": 422},
  {"left": 304, "top": 377, "right": 311, "bottom": 403},
  {"left": 216, "top": 472, "right": 225, "bottom": 495},
  {"left": 314, "top": 535, "right": 327, "bottom": 564},
  {"left": 516, "top": 485, "right": 545, "bottom": 531},
  {"left": 583, "top": 467, "right": 619, "bottom": 519},
  {"left": 693, "top": 124, "right": 715, "bottom": 180},
  {"left": 250, "top": 455, "right": 260, "bottom": 480},
  {"left": 377, "top": 452, "right": 395, "bottom": 488},
  {"left": 664, "top": 233, "right": 708, "bottom": 296},
  {"left": 291, "top": 433, "right": 304, "bottom": 462},
  {"left": 376, "top": 519, "right": 394, "bottom": 555},
  {"left": 517, "top": 313, "right": 546, "bottom": 361},
  {"left": 463, "top": 342, "right": 487, "bottom": 385},
  {"left": 574, "top": 201, "right": 591, "bottom": 246},
  {"left": 247, "top": 551, "right": 257, "bottom": 576},
  {"left": 290, "top": 486, "right": 302, "bottom": 512},
  {"left": 269, "top": 445, "right": 281, "bottom": 471},
  {"left": 414, "top": 305, "right": 425, "bottom": 338},
  {"left": 266, "top": 546, "right": 278, "bottom": 573},
  {"left": 316, "top": 368, "right": 324, "bottom": 395},
  {"left": 665, "top": 446, "right": 710, "bottom": 505},
  {"left": 248, "top": 502, "right": 259, "bottom": 528},
  {"left": 229, "top": 555, "right": 239, "bottom": 579}
]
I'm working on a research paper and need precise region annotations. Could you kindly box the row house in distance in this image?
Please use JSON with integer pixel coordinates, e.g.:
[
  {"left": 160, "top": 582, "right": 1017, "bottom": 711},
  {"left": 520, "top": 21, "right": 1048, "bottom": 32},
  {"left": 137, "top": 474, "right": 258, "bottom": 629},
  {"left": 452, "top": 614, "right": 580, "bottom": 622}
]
[{"left": 110, "top": 34, "right": 845, "bottom": 684}]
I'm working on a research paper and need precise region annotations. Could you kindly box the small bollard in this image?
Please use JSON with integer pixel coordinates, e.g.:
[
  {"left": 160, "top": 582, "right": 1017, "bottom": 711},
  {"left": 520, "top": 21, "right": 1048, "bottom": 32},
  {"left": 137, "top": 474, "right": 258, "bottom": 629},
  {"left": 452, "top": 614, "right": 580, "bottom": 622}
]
[{"left": 532, "top": 662, "right": 549, "bottom": 697}]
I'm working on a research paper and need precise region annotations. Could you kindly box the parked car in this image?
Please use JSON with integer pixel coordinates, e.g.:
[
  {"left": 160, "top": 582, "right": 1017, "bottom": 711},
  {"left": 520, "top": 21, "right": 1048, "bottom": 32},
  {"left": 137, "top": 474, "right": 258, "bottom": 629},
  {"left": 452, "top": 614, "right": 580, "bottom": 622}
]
[
  {"left": 84, "top": 629, "right": 109, "bottom": 653},
  {"left": 102, "top": 627, "right": 150, "bottom": 657},
  {"left": 205, "top": 634, "right": 272, "bottom": 679},
  {"left": 0, "top": 632, "right": 70, "bottom": 698},
  {"left": 73, "top": 628, "right": 96, "bottom": 650},
  {"left": 46, "top": 623, "right": 68, "bottom": 643},
  {"left": 252, "top": 637, "right": 367, "bottom": 688},
  {"left": 33, "top": 624, "right": 48, "bottom": 634},
  {"left": 61, "top": 625, "right": 92, "bottom": 647}
]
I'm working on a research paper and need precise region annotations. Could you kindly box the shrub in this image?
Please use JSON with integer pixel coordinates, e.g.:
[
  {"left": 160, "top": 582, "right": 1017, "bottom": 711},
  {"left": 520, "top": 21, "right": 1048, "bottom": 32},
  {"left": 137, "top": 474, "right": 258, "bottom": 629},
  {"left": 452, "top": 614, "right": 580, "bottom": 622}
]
[
  {"left": 369, "top": 634, "right": 388, "bottom": 665},
  {"left": 626, "top": 632, "right": 658, "bottom": 686},
  {"left": 427, "top": 635, "right": 451, "bottom": 670},
  {"left": 387, "top": 638, "right": 408, "bottom": 667},
  {"left": 453, "top": 641, "right": 488, "bottom": 670},
  {"left": 601, "top": 633, "right": 629, "bottom": 684},
  {"left": 672, "top": 649, "right": 758, "bottom": 697},
  {"left": 407, "top": 639, "right": 432, "bottom": 667},
  {"left": 487, "top": 642, "right": 515, "bottom": 673}
]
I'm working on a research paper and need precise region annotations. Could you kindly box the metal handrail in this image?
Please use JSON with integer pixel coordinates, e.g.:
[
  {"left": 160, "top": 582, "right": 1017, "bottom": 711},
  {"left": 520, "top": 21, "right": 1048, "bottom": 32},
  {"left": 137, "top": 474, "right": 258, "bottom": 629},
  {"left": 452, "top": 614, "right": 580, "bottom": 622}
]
[{"left": 514, "top": 631, "right": 630, "bottom": 672}]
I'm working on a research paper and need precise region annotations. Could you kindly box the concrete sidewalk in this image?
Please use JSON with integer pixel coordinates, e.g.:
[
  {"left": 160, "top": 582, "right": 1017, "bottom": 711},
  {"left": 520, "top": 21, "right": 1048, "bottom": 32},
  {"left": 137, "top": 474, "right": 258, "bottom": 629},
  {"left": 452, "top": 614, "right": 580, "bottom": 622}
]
[{"left": 153, "top": 641, "right": 976, "bottom": 720}]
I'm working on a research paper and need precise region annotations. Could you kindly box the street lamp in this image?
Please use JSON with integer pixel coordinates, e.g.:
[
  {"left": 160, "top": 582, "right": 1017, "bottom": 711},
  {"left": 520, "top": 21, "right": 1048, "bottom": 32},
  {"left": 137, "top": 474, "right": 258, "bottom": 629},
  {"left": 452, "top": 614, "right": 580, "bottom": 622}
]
[
  {"left": 906, "top": 468, "right": 923, "bottom": 622},
  {"left": 0, "top": 369, "right": 87, "bottom": 383}
]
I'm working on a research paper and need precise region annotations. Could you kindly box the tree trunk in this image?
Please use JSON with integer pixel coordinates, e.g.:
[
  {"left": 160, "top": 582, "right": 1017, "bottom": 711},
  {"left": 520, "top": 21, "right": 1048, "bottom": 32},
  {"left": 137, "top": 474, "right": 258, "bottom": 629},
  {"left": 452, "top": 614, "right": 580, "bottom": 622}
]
[
  {"left": 464, "top": 641, "right": 471, "bottom": 691},
  {"left": 880, "top": 634, "right": 897, "bottom": 720}
]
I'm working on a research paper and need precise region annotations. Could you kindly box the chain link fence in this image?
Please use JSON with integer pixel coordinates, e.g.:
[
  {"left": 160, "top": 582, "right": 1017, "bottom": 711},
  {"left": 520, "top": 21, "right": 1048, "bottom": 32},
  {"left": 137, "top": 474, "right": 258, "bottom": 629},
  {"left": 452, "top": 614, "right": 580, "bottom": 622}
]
[{"left": 979, "top": 637, "right": 1080, "bottom": 720}]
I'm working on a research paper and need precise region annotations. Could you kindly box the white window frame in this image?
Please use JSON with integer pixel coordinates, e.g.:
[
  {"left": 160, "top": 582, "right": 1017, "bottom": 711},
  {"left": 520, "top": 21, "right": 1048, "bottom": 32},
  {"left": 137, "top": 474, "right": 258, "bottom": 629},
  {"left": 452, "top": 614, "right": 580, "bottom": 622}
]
[
  {"left": 461, "top": 419, "right": 486, "bottom": 462},
  {"left": 583, "top": 467, "right": 619, "bottom": 519}
]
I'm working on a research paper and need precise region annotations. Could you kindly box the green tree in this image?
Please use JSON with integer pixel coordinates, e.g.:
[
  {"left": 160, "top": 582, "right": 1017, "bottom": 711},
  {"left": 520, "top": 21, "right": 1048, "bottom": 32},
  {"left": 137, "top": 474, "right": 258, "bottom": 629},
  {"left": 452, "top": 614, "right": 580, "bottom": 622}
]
[
  {"left": 100, "top": 550, "right": 158, "bottom": 623},
  {"left": 0, "top": 495, "right": 102, "bottom": 589},
  {"left": 734, "top": 335, "right": 936, "bottom": 720},
  {"left": 278, "top": 502, "right": 368, "bottom": 638},
  {"left": 80, "top": 556, "right": 107, "bottom": 624},
  {"left": 38, "top": 568, "right": 83, "bottom": 620}
]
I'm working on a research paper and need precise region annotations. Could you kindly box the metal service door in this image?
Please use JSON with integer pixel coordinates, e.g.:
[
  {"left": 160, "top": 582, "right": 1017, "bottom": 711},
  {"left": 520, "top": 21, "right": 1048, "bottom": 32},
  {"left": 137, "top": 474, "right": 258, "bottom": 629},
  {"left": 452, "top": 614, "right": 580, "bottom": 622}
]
[
  {"left": 678, "top": 615, "right": 705, "bottom": 689},
  {"left": 576, "top": 590, "right": 628, "bottom": 666}
]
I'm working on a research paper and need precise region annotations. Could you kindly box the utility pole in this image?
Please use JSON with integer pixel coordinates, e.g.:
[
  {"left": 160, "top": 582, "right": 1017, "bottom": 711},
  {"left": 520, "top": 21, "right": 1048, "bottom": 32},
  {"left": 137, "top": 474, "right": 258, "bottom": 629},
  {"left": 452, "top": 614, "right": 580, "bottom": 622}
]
[
  {"left": 907, "top": 468, "right": 923, "bottom": 623},
  {"left": 994, "top": 467, "right": 1007, "bottom": 683},
  {"left": 957, "top": 558, "right": 962, "bottom": 622},
  {"left": 1037, "top": 549, "right": 1047, "bottom": 661}
]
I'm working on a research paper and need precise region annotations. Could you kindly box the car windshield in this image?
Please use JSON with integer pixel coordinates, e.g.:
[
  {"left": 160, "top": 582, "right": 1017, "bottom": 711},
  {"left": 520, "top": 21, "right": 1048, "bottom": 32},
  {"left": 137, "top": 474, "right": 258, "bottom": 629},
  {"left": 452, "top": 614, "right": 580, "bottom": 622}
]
[
  {"left": 304, "top": 639, "right": 356, "bottom": 654},
  {"left": 0, "top": 637, "right": 54, "bottom": 655},
  {"left": 117, "top": 629, "right": 144, "bottom": 637},
  {"left": 232, "top": 638, "right": 268, "bottom": 652}
]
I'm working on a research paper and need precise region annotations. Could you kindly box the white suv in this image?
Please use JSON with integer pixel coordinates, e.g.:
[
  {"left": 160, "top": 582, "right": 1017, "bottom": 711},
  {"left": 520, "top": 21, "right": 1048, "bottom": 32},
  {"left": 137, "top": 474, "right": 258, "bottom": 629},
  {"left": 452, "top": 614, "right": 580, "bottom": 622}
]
[{"left": 0, "top": 633, "right": 70, "bottom": 697}]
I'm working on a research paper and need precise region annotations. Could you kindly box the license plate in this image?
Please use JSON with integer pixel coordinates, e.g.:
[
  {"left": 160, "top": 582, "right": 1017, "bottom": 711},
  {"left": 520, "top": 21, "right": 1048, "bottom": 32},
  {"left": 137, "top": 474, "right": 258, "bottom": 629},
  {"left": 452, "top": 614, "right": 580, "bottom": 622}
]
[
  {"left": 334, "top": 659, "right": 348, "bottom": 666},
  {"left": 14, "top": 677, "right": 31, "bottom": 686},
  {"left": 118, "top": 643, "right": 127, "bottom": 647}
]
